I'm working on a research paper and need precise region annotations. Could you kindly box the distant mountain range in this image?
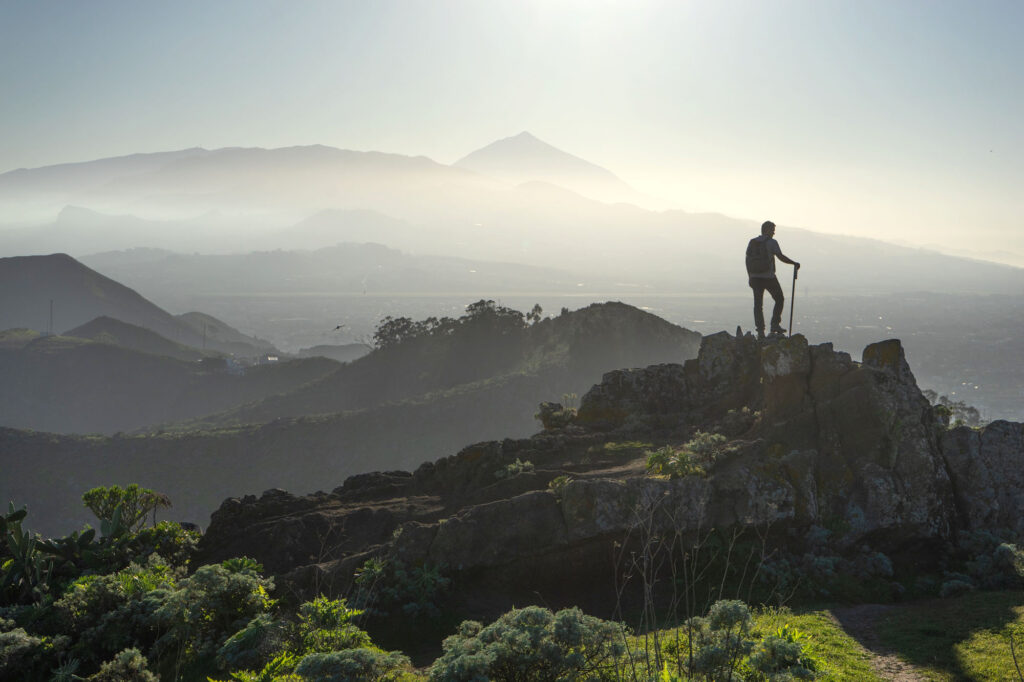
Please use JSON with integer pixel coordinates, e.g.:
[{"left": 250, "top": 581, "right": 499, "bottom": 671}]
[{"left": 2, "top": 136, "right": 1021, "bottom": 297}]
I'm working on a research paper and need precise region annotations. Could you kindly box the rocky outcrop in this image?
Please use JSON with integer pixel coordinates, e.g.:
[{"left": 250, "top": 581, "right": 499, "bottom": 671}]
[{"left": 197, "top": 332, "right": 1024, "bottom": 617}]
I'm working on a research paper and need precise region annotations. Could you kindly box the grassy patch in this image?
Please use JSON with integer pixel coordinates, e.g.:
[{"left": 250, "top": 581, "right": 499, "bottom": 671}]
[
  {"left": 755, "top": 608, "right": 881, "bottom": 681},
  {"left": 875, "top": 590, "right": 1024, "bottom": 681},
  {"left": 628, "top": 607, "right": 879, "bottom": 680},
  {"left": 602, "top": 440, "right": 654, "bottom": 453}
]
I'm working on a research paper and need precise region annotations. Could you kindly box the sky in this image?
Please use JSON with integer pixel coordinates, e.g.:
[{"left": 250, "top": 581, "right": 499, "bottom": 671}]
[{"left": 1, "top": 0, "right": 1022, "bottom": 262}]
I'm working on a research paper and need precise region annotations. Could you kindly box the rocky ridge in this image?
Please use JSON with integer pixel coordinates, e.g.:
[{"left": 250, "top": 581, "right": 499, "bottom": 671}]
[{"left": 197, "top": 331, "right": 1024, "bottom": 617}]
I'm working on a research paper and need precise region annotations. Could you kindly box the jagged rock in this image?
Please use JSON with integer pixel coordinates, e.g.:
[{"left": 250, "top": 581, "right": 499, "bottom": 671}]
[
  {"left": 196, "top": 332, "right": 1024, "bottom": 622},
  {"left": 941, "top": 421, "right": 1024, "bottom": 536}
]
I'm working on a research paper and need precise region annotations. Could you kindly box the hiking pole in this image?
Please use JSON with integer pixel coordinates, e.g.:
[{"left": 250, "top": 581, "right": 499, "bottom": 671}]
[{"left": 789, "top": 265, "right": 798, "bottom": 338}]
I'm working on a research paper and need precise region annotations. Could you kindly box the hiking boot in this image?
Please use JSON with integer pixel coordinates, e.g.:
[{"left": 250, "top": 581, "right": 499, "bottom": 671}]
[
  {"left": 756, "top": 329, "right": 766, "bottom": 340},
  {"left": 770, "top": 326, "right": 787, "bottom": 335}
]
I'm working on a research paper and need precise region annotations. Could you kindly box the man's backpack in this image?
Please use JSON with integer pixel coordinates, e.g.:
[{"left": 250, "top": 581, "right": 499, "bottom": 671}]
[{"left": 745, "top": 237, "right": 772, "bottom": 275}]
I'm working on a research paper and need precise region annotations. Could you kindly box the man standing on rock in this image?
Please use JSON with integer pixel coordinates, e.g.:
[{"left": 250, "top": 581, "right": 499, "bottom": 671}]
[{"left": 746, "top": 220, "right": 800, "bottom": 339}]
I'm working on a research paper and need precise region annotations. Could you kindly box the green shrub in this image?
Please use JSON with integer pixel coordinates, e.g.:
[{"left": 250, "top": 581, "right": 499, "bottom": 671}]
[
  {"left": 547, "top": 476, "right": 573, "bottom": 498},
  {"left": 293, "top": 648, "right": 411, "bottom": 682},
  {"left": 0, "top": 623, "right": 45, "bottom": 678},
  {"left": 646, "top": 446, "right": 703, "bottom": 478},
  {"left": 50, "top": 556, "right": 176, "bottom": 672},
  {"left": 646, "top": 432, "right": 730, "bottom": 479},
  {"left": 494, "top": 459, "right": 534, "bottom": 480},
  {"left": 294, "top": 596, "right": 371, "bottom": 653},
  {"left": 87, "top": 647, "right": 158, "bottom": 682},
  {"left": 353, "top": 558, "right": 450, "bottom": 620},
  {"left": 152, "top": 561, "right": 275, "bottom": 670},
  {"left": 747, "top": 624, "right": 822, "bottom": 680},
  {"left": 213, "top": 651, "right": 301, "bottom": 681},
  {"left": 959, "top": 530, "right": 1024, "bottom": 589},
  {"left": 684, "top": 599, "right": 755, "bottom": 679},
  {"left": 216, "top": 614, "right": 290, "bottom": 672},
  {"left": 429, "top": 605, "right": 624, "bottom": 682}
]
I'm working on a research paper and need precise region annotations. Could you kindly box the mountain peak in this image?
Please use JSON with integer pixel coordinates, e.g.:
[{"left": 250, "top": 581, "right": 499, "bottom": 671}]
[{"left": 454, "top": 133, "right": 632, "bottom": 201}]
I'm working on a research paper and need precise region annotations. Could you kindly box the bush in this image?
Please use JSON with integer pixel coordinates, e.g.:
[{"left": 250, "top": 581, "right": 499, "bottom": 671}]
[
  {"left": 748, "top": 624, "right": 822, "bottom": 680},
  {"left": 959, "top": 530, "right": 1024, "bottom": 589},
  {"left": 429, "top": 605, "right": 624, "bottom": 681},
  {"left": 685, "top": 600, "right": 755, "bottom": 680},
  {"left": 152, "top": 561, "right": 275, "bottom": 669},
  {"left": 0, "top": 623, "right": 43, "bottom": 677},
  {"left": 646, "top": 432, "right": 731, "bottom": 479},
  {"left": 87, "top": 647, "right": 158, "bottom": 682},
  {"left": 547, "top": 476, "right": 573, "bottom": 498},
  {"left": 494, "top": 459, "right": 534, "bottom": 480},
  {"left": 51, "top": 556, "right": 176, "bottom": 669},
  {"left": 353, "top": 558, "right": 449, "bottom": 620},
  {"left": 294, "top": 596, "right": 371, "bottom": 654},
  {"left": 646, "top": 446, "right": 703, "bottom": 478},
  {"left": 216, "top": 614, "right": 290, "bottom": 672},
  {"left": 294, "top": 648, "right": 411, "bottom": 682}
]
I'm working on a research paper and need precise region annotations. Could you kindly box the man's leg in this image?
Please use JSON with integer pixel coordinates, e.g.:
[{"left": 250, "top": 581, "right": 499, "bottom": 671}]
[
  {"left": 767, "top": 277, "right": 786, "bottom": 332},
  {"left": 750, "top": 278, "right": 766, "bottom": 335}
]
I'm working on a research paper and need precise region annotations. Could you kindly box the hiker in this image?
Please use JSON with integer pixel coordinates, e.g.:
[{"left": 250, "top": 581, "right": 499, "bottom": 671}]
[{"left": 746, "top": 220, "right": 800, "bottom": 338}]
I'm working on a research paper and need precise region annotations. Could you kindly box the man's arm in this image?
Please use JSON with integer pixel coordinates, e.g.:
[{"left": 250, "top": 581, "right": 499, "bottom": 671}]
[{"left": 776, "top": 252, "right": 800, "bottom": 269}]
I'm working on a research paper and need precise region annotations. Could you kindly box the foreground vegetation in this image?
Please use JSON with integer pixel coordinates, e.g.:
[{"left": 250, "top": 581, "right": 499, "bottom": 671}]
[{"left": 5, "top": 484, "right": 1024, "bottom": 680}]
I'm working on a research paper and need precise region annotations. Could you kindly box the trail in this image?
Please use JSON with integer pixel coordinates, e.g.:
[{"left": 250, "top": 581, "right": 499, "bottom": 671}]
[{"left": 830, "top": 604, "right": 928, "bottom": 682}]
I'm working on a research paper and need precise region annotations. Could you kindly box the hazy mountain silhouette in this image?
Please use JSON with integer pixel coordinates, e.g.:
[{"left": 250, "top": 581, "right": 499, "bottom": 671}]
[
  {"left": 0, "top": 253, "right": 275, "bottom": 355},
  {"left": 82, "top": 242, "right": 586, "bottom": 297},
  {"left": 2, "top": 143, "right": 1023, "bottom": 295},
  {"left": 455, "top": 131, "right": 644, "bottom": 205}
]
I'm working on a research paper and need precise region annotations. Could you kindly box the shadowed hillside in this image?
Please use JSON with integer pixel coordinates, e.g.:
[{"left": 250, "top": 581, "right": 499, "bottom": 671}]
[
  {"left": 0, "top": 332, "right": 338, "bottom": 435},
  {"left": 1, "top": 302, "right": 700, "bottom": 535},
  {"left": 66, "top": 315, "right": 210, "bottom": 362},
  {"left": 183, "top": 301, "right": 701, "bottom": 428},
  {"left": 0, "top": 253, "right": 275, "bottom": 356}
]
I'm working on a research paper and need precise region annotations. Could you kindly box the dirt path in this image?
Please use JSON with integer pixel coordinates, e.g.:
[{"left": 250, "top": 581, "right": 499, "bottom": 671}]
[{"left": 830, "top": 604, "right": 929, "bottom": 682}]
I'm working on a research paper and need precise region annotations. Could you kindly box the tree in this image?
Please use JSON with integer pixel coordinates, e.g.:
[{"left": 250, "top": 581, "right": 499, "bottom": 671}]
[{"left": 82, "top": 485, "right": 172, "bottom": 533}]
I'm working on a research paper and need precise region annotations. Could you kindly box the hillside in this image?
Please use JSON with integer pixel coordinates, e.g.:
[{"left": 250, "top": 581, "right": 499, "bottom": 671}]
[
  {"left": 296, "top": 343, "right": 372, "bottom": 363},
  {"left": 0, "top": 253, "right": 275, "bottom": 356},
  {"left": 65, "top": 315, "right": 210, "bottom": 361},
  {"left": 0, "top": 333, "right": 338, "bottom": 434},
  {"left": 1, "top": 302, "right": 700, "bottom": 535},
  {"left": 181, "top": 301, "right": 701, "bottom": 428}
]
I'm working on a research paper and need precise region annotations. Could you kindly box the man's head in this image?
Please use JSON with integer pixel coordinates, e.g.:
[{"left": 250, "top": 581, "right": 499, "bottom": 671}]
[{"left": 761, "top": 220, "right": 776, "bottom": 237}]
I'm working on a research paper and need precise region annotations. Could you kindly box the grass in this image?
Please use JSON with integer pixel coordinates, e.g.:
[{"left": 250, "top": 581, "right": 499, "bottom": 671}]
[
  {"left": 600, "top": 440, "right": 654, "bottom": 453},
  {"left": 755, "top": 608, "right": 880, "bottom": 681},
  {"left": 625, "top": 606, "right": 880, "bottom": 681},
  {"left": 875, "top": 590, "right": 1024, "bottom": 681}
]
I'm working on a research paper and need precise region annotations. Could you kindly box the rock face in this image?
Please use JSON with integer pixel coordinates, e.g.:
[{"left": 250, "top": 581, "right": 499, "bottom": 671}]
[{"left": 197, "top": 332, "right": 1024, "bottom": 617}]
